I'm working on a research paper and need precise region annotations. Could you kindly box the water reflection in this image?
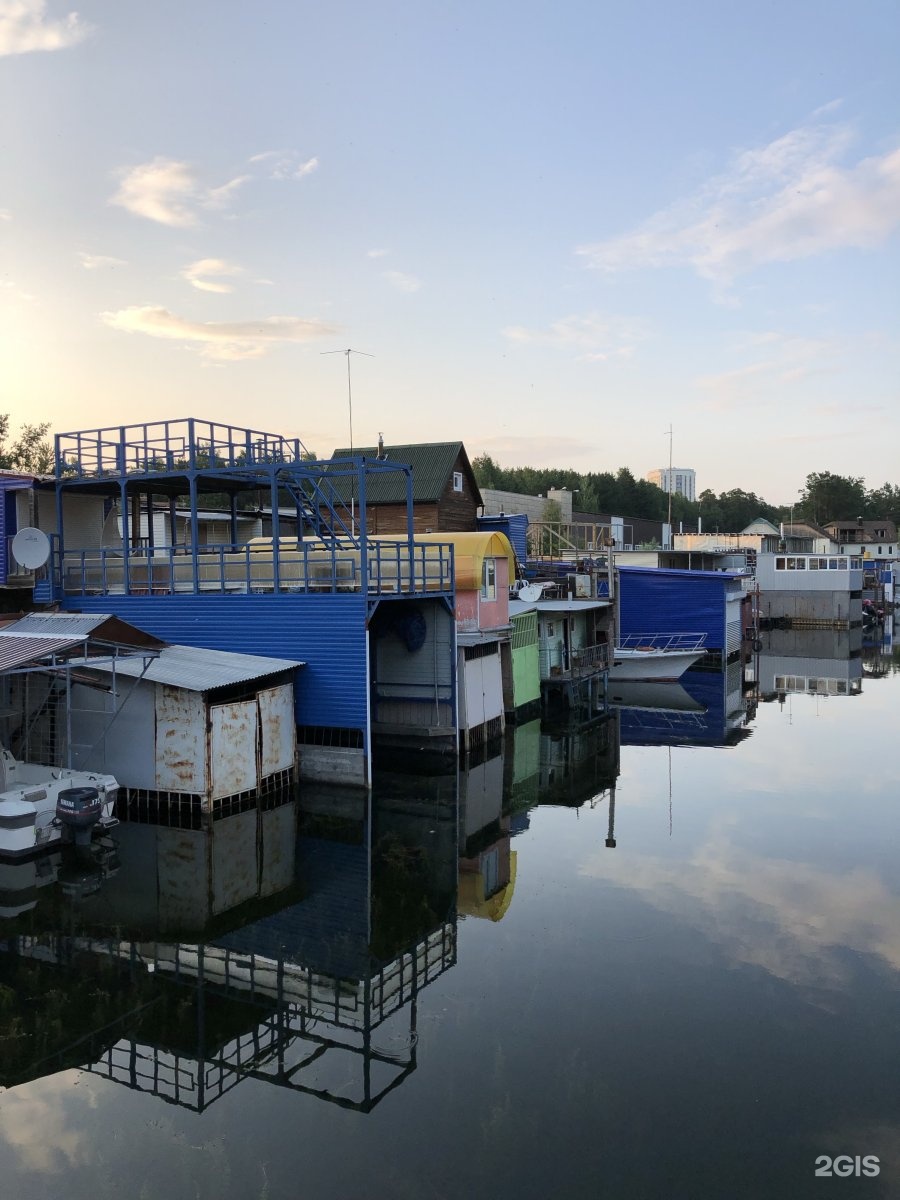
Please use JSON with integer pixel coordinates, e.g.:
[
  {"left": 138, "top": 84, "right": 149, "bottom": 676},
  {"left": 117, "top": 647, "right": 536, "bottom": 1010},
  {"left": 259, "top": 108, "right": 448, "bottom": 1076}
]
[
  {"left": 0, "top": 793, "right": 457, "bottom": 1112},
  {"left": 747, "top": 627, "right": 864, "bottom": 701},
  {"left": 3, "top": 662, "right": 900, "bottom": 1197}
]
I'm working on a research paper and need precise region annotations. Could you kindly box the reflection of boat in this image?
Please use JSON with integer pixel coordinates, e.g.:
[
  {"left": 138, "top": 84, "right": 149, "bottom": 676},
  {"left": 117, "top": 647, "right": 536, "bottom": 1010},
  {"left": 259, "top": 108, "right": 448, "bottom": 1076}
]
[
  {"left": 609, "top": 634, "right": 707, "bottom": 682},
  {"left": 0, "top": 747, "right": 118, "bottom": 857},
  {"left": 607, "top": 680, "right": 706, "bottom": 713}
]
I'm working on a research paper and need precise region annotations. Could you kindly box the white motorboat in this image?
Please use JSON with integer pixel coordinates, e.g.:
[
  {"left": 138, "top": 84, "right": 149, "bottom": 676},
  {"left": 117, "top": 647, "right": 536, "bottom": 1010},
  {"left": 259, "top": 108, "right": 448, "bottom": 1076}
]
[
  {"left": 0, "top": 747, "right": 118, "bottom": 857},
  {"left": 609, "top": 634, "right": 707, "bottom": 682}
]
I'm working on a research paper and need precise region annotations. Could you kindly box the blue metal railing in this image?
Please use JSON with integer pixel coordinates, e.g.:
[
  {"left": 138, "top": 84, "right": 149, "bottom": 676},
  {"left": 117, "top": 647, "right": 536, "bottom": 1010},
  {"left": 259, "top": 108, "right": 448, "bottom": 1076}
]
[{"left": 60, "top": 539, "right": 454, "bottom": 598}]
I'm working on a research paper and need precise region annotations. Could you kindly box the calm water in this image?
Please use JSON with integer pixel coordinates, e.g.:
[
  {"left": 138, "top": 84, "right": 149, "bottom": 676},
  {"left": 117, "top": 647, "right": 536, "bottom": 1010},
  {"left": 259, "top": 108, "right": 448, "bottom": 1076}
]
[{"left": 2, "top": 630, "right": 900, "bottom": 1199}]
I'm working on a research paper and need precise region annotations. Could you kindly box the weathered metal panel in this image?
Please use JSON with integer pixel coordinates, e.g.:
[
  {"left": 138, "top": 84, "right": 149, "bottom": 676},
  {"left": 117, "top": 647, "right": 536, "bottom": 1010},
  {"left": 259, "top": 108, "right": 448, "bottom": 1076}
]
[
  {"left": 85, "top": 644, "right": 300, "bottom": 692},
  {"left": 69, "top": 678, "right": 157, "bottom": 785},
  {"left": 156, "top": 685, "right": 206, "bottom": 793},
  {"left": 258, "top": 683, "right": 295, "bottom": 776},
  {"left": 211, "top": 809, "right": 259, "bottom": 914},
  {"left": 210, "top": 699, "right": 258, "bottom": 799},
  {"left": 60, "top": 593, "right": 370, "bottom": 732},
  {"left": 157, "top": 828, "right": 210, "bottom": 930},
  {"left": 726, "top": 592, "right": 743, "bottom": 654},
  {"left": 260, "top": 804, "right": 297, "bottom": 896},
  {"left": 477, "top": 513, "right": 528, "bottom": 567}
]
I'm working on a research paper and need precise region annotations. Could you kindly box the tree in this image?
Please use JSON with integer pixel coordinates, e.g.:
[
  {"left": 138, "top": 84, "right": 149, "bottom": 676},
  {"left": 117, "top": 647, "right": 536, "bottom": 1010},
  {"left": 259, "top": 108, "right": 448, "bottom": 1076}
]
[
  {"left": 798, "top": 472, "right": 867, "bottom": 525},
  {"left": 0, "top": 416, "right": 54, "bottom": 474}
]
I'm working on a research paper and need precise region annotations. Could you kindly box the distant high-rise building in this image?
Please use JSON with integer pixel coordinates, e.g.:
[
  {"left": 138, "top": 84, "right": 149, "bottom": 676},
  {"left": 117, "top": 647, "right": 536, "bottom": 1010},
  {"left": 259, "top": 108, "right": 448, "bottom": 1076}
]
[{"left": 646, "top": 467, "right": 696, "bottom": 503}]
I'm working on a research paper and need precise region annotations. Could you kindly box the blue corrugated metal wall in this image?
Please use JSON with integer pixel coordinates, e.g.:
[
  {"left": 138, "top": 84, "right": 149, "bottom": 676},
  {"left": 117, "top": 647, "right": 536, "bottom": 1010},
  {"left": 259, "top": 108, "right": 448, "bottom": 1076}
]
[
  {"left": 0, "top": 481, "right": 19, "bottom": 585},
  {"left": 477, "top": 514, "right": 528, "bottom": 569},
  {"left": 617, "top": 566, "right": 741, "bottom": 654},
  {"left": 60, "top": 593, "right": 369, "bottom": 731}
]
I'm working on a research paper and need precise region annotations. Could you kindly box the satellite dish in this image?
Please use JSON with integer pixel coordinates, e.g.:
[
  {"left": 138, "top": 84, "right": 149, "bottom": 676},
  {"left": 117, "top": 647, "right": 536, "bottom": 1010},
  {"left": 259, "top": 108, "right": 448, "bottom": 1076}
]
[
  {"left": 517, "top": 583, "right": 543, "bottom": 603},
  {"left": 11, "top": 527, "right": 51, "bottom": 570}
]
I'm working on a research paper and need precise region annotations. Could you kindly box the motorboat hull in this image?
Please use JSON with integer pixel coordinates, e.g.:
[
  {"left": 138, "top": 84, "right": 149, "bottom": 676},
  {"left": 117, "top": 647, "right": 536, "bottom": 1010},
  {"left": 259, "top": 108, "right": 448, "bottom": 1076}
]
[{"left": 608, "top": 648, "right": 705, "bottom": 682}]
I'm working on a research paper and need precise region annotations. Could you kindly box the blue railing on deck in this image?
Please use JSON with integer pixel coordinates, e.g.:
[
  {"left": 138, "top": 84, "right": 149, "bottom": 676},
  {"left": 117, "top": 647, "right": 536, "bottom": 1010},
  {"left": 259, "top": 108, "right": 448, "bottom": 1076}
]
[{"left": 60, "top": 540, "right": 454, "bottom": 598}]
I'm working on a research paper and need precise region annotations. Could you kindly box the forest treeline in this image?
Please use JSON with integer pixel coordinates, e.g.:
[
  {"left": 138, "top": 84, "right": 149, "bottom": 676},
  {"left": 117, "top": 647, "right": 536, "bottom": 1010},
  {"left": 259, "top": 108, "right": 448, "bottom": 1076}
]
[{"left": 472, "top": 454, "right": 900, "bottom": 532}]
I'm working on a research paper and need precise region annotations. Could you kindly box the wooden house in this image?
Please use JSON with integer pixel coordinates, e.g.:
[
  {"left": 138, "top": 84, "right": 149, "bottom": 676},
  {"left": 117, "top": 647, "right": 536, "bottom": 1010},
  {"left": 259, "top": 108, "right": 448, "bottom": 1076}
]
[{"left": 328, "top": 440, "right": 482, "bottom": 533}]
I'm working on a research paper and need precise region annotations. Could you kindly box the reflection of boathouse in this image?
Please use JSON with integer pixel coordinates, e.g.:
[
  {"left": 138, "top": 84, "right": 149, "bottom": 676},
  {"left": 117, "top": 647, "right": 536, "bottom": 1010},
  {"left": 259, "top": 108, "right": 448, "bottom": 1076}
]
[
  {"left": 50, "top": 420, "right": 459, "bottom": 787},
  {"left": 0, "top": 789, "right": 458, "bottom": 1110}
]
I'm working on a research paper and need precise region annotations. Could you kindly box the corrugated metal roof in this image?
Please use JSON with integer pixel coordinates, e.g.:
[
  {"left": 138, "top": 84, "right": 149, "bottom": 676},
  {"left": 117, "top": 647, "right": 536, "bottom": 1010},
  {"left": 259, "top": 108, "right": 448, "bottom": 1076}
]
[
  {"left": 76, "top": 643, "right": 304, "bottom": 691},
  {"left": 0, "top": 633, "right": 87, "bottom": 673},
  {"left": 4, "top": 613, "right": 112, "bottom": 636},
  {"left": 328, "top": 441, "right": 477, "bottom": 504},
  {"left": 509, "top": 599, "right": 610, "bottom": 615}
]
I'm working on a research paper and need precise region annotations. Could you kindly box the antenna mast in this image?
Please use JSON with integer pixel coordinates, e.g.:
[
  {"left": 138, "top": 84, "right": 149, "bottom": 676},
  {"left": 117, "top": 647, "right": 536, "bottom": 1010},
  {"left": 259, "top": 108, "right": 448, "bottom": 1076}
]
[
  {"left": 322, "top": 348, "right": 374, "bottom": 452},
  {"left": 665, "top": 423, "right": 673, "bottom": 544}
]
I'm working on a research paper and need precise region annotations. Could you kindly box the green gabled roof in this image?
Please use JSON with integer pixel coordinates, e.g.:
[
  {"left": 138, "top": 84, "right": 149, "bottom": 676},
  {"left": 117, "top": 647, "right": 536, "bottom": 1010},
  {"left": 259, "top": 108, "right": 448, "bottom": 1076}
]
[{"left": 328, "top": 441, "right": 480, "bottom": 504}]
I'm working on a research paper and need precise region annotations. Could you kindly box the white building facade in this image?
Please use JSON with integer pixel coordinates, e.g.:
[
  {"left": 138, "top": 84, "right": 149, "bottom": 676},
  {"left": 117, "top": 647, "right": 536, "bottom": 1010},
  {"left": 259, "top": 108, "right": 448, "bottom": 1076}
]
[{"left": 646, "top": 468, "right": 696, "bottom": 503}]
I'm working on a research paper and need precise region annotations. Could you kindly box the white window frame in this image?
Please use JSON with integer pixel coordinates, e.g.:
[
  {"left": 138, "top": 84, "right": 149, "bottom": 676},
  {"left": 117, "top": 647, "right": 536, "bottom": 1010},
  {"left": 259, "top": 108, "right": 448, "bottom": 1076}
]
[{"left": 452, "top": 471, "right": 463, "bottom": 492}]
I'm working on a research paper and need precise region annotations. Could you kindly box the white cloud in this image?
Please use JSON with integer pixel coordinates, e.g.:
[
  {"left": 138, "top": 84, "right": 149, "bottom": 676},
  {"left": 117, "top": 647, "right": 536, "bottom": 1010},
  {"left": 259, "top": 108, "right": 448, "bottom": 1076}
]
[
  {"left": 203, "top": 174, "right": 251, "bottom": 210},
  {"left": 181, "top": 257, "right": 243, "bottom": 293},
  {"left": 0, "top": 0, "right": 89, "bottom": 56},
  {"left": 111, "top": 160, "right": 254, "bottom": 227},
  {"left": 102, "top": 304, "right": 339, "bottom": 360},
  {"left": 111, "top": 159, "right": 201, "bottom": 227},
  {"left": 366, "top": 248, "right": 389, "bottom": 259},
  {"left": 502, "top": 311, "right": 647, "bottom": 359},
  {"left": 248, "top": 149, "right": 319, "bottom": 181},
  {"left": 78, "top": 252, "right": 126, "bottom": 270},
  {"left": 694, "top": 331, "right": 845, "bottom": 410},
  {"left": 383, "top": 269, "right": 421, "bottom": 293},
  {"left": 578, "top": 120, "right": 900, "bottom": 283},
  {"left": 0, "top": 208, "right": 11, "bottom": 220}
]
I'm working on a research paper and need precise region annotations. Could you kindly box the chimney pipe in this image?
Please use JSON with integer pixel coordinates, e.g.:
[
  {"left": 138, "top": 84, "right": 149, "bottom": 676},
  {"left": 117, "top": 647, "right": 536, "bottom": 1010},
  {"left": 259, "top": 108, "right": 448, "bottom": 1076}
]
[{"left": 377, "top": 432, "right": 384, "bottom": 459}]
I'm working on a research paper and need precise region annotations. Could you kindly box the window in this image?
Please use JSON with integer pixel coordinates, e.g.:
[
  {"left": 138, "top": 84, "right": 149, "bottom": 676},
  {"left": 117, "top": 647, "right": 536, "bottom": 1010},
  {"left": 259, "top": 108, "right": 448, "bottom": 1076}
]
[
  {"left": 481, "top": 557, "right": 496, "bottom": 600},
  {"left": 776, "top": 557, "right": 786, "bottom": 570},
  {"left": 453, "top": 471, "right": 463, "bottom": 492}
]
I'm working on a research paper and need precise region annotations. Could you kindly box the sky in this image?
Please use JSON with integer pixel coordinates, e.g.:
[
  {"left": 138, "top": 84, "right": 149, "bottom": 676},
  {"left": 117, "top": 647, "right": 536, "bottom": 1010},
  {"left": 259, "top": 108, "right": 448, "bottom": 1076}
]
[{"left": 1, "top": 0, "right": 898, "bottom": 505}]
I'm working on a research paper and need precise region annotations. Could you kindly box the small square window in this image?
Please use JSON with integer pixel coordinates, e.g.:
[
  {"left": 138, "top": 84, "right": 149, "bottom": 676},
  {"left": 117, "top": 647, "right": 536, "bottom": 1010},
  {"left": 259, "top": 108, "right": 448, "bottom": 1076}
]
[
  {"left": 453, "top": 471, "right": 463, "bottom": 492},
  {"left": 481, "top": 557, "right": 496, "bottom": 600}
]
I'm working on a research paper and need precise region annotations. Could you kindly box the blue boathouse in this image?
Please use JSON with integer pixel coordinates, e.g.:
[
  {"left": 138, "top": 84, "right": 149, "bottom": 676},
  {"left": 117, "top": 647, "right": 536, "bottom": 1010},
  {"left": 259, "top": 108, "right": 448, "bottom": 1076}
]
[
  {"left": 616, "top": 565, "right": 746, "bottom": 667},
  {"left": 50, "top": 419, "right": 458, "bottom": 787}
]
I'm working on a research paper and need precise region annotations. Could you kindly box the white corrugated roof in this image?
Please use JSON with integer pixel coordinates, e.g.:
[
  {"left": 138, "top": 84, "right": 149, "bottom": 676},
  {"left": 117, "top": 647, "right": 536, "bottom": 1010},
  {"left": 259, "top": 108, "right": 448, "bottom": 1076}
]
[
  {"left": 4, "top": 613, "right": 111, "bottom": 637},
  {"left": 509, "top": 598, "right": 610, "bottom": 615},
  {"left": 77, "top": 644, "right": 303, "bottom": 691}
]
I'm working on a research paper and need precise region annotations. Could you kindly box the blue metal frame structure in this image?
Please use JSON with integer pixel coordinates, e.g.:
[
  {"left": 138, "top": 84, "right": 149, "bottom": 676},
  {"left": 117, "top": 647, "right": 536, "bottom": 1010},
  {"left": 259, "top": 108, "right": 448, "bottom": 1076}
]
[{"left": 52, "top": 419, "right": 458, "bottom": 783}]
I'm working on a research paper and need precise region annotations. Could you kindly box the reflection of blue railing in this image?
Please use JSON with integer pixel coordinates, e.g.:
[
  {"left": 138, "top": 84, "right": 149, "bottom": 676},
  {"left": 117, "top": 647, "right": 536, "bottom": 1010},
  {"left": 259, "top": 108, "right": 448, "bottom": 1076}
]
[{"left": 61, "top": 540, "right": 454, "bottom": 598}]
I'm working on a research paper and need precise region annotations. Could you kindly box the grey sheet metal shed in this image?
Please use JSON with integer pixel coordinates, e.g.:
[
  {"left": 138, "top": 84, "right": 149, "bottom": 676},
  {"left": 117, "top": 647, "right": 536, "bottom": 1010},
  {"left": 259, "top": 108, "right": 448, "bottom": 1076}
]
[{"left": 69, "top": 644, "right": 304, "bottom": 810}]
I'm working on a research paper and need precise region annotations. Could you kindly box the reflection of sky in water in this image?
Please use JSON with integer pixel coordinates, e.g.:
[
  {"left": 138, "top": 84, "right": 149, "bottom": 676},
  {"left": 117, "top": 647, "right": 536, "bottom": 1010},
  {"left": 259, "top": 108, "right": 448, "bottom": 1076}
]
[{"left": 2, "top": 655, "right": 900, "bottom": 1198}]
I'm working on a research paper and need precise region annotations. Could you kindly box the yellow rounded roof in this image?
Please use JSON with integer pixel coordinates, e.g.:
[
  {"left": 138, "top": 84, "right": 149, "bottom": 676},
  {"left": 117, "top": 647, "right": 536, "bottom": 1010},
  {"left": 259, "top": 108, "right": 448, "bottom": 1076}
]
[{"left": 382, "top": 531, "right": 515, "bottom": 591}]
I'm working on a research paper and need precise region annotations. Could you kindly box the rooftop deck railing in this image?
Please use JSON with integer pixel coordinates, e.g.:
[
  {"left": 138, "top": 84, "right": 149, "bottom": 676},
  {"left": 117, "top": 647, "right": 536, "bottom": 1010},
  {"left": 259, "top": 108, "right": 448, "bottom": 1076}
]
[
  {"left": 55, "top": 418, "right": 309, "bottom": 480},
  {"left": 59, "top": 538, "right": 454, "bottom": 598}
]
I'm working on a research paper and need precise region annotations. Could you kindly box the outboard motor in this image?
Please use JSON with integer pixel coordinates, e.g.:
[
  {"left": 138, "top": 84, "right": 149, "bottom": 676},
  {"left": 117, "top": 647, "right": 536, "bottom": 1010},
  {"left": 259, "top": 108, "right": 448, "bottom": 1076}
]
[{"left": 56, "top": 786, "right": 102, "bottom": 848}]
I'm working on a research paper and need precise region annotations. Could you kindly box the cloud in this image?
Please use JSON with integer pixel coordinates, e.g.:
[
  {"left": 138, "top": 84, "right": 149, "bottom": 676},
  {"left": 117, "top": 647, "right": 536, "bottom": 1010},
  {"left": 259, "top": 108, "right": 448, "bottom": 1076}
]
[
  {"left": 111, "top": 159, "right": 201, "bottom": 227},
  {"left": 383, "top": 269, "right": 421, "bottom": 293},
  {"left": 577, "top": 119, "right": 900, "bottom": 283},
  {"left": 0, "top": 0, "right": 89, "bottom": 56},
  {"left": 694, "top": 331, "right": 845, "bottom": 410},
  {"left": 0, "top": 208, "right": 11, "bottom": 220},
  {"left": 102, "top": 304, "right": 339, "bottom": 360},
  {"left": 248, "top": 150, "right": 319, "bottom": 180},
  {"left": 111, "top": 161, "right": 250, "bottom": 227},
  {"left": 78, "top": 252, "right": 126, "bottom": 270},
  {"left": 181, "top": 257, "right": 243, "bottom": 293},
  {"left": 366, "top": 248, "right": 389, "bottom": 259},
  {"left": 580, "top": 832, "right": 900, "bottom": 993},
  {"left": 502, "top": 311, "right": 647, "bottom": 359}
]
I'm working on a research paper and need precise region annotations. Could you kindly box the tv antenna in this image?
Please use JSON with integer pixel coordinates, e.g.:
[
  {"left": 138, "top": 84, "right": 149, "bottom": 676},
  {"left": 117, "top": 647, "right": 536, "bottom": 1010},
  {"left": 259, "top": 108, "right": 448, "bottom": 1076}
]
[{"left": 321, "top": 348, "right": 374, "bottom": 453}]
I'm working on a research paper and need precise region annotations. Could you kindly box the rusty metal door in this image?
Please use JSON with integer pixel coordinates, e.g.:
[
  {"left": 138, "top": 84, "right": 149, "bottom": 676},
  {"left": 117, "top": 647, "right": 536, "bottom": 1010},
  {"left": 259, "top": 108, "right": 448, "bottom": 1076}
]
[
  {"left": 210, "top": 699, "right": 258, "bottom": 799},
  {"left": 258, "top": 683, "right": 295, "bottom": 777},
  {"left": 156, "top": 686, "right": 206, "bottom": 794}
]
